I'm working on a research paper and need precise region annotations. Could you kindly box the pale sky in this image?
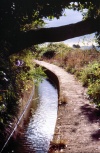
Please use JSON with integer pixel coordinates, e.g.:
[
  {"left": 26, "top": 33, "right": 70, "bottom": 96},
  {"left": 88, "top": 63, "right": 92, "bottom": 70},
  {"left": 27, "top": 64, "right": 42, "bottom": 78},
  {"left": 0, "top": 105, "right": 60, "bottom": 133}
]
[{"left": 44, "top": 9, "right": 97, "bottom": 47}]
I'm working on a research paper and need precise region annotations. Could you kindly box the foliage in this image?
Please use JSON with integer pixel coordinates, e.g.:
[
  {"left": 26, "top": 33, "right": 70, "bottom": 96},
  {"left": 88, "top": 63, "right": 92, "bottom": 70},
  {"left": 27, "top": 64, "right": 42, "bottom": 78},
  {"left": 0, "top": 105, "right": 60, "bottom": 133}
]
[
  {"left": 37, "top": 43, "right": 71, "bottom": 66},
  {"left": 80, "top": 62, "right": 100, "bottom": 86},
  {"left": 0, "top": 49, "right": 46, "bottom": 144},
  {"left": 69, "top": 1, "right": 100, "bottom": 19},
  {"left": 87, "top": 80, "right": 100, "bottom": 107},
  {"left": 80, "top": 62, "right": 100, "bottom": 107},
  {"left": 0, "top": 57, "right": 19, "bottom": 144},
  {"left": 9, "top": 50, "right": 46, "bottom": 96}
]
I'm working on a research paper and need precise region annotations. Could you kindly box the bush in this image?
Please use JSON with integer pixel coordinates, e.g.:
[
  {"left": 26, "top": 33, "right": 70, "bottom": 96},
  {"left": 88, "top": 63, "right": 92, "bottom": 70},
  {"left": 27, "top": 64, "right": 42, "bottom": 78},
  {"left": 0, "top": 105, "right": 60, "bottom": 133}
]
[
  {"left": 80, "top": 62, "right": 100, "bottom": 107},
  {"left": 80, "top": 62, "right": 100, "bottom": 86},
  {"left": 10, "top": 49, "right": 46, "bottom": 96},
  {"left": 88, "top": 80, "right": 100, "bottom": 107}
]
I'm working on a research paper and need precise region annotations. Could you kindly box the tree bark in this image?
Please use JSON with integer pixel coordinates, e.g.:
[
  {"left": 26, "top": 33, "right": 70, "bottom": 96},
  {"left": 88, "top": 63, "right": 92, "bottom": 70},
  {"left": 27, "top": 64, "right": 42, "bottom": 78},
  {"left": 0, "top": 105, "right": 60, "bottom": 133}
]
[{"left": 10, "top": 17, "right": 100, "bottom": 54}]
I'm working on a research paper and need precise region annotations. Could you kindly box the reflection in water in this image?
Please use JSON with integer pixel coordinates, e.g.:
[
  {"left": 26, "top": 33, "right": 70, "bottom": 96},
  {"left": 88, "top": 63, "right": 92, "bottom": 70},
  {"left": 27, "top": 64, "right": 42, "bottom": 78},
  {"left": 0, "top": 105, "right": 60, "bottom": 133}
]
[
  {"left": 25, "top": 79, "right": 58, "bottom": 152},
  {"left": 3, "top": 79, "right": 58, "bottom": 153}
]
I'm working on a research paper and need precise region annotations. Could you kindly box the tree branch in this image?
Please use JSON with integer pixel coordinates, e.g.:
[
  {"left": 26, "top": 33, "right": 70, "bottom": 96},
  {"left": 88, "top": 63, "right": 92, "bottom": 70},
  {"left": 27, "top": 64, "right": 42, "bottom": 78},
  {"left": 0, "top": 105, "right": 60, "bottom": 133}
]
[{"left": 11, "top": 17, "right": 100, "bottom": 54}]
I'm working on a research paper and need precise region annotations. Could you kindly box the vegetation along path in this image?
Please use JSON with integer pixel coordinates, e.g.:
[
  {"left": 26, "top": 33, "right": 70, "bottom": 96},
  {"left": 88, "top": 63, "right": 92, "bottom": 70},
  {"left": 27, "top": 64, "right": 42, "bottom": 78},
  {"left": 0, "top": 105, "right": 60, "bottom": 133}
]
[{"left": 34, "top": 60, "right": 100, "bottom": 153}]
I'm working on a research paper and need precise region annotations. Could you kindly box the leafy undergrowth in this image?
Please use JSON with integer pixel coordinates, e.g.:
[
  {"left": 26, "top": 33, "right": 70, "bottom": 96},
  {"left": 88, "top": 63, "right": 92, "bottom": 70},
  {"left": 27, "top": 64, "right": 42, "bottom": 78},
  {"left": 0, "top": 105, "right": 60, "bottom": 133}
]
[
  {"left": 0, "top": 49, "right": 46, "bottom": 147},
  {"left": 81, "top": 62, "right": 100, "bottom": 107},
  {"left": 36, "top": 43, "right": 100, "bottom": 108},
  {"left": 10, "top": 50, "right": 46, "bottom": 96}
]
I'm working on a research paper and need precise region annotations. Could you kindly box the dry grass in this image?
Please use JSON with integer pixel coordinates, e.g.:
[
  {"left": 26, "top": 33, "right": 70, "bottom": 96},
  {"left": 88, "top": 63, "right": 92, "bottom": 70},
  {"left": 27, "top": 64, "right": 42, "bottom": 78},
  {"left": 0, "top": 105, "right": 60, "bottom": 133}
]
[
  {"left": 48, "top": 139, "right": 67, "bottom": 153},
  {"left": 64, "top": 49, "right": 100, "bottom": 71},
  {"left": 58, "top": 96, "right": 68, "bottom": 106},
  {"left": 43, "top": 47, "right": 100, "bottom": 74}
]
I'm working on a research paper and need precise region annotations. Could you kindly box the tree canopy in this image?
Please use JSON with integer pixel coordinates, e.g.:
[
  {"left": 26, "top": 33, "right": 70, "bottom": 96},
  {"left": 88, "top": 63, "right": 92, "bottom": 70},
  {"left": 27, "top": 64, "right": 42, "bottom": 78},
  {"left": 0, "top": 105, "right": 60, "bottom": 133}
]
[{"left": 0, "top": 0, "right": 100, "bottom": 56}]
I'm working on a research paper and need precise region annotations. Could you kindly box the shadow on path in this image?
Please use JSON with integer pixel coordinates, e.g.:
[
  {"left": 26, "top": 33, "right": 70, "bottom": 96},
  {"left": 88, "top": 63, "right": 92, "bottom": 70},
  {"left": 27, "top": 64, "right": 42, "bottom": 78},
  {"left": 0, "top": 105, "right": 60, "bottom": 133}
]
[
  {"left": 91, "top": 129, "right": 100, "bottom": 141},
  {"left": 80, "top": 104, "right": 100, "bottom": 141}
]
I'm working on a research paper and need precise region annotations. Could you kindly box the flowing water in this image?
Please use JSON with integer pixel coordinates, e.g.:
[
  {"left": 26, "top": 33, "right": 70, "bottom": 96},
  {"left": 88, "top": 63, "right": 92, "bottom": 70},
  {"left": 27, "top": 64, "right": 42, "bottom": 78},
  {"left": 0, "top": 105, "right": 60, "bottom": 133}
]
[{"left": 2, "top": 78, "right": 58, "bottom": 153}]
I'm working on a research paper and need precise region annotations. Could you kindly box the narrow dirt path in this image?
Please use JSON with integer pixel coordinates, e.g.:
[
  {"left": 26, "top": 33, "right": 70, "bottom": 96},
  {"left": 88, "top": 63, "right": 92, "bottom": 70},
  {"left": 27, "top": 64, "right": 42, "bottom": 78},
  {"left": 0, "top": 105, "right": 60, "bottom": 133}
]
[{"left": 34, "top": 60, "right": 100, "bottom": 153}]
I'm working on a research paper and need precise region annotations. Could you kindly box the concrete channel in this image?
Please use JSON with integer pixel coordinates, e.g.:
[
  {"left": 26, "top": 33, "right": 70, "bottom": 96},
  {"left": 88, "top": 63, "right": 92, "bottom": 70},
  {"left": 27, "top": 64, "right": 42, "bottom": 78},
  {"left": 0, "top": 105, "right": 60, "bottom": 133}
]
[
  {"left": 34, "top": 60, "right": 68, "bottom": 152},
  {"left": 34, "top": 60, "right": 68, "bottom": 104}
]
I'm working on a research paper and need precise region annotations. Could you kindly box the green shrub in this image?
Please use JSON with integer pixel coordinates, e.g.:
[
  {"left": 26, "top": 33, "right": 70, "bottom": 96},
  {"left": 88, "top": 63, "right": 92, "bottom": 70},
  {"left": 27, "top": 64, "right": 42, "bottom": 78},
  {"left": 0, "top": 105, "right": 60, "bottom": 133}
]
[
  {"left": 87, "top": 80, "right": 100, "bottom": 107},
  {"left": 80, "top": 62, "right": 100, "bottom": 107},
  {"left": 36, "top": 43, "right": 71, "bottom": 61},
  {"left": 10, "top": 50, "right": 46, "bottom": 95},
  {"left": 80, "top": 62, "right": 100, "bottom": 86}
]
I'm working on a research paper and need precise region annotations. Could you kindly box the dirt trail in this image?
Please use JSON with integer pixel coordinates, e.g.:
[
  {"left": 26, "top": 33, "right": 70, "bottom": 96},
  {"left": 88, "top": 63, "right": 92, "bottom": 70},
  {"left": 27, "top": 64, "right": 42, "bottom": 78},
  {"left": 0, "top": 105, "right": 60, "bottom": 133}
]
[{"left": 34, "top": 60, "right": 100, "bottom": 153}]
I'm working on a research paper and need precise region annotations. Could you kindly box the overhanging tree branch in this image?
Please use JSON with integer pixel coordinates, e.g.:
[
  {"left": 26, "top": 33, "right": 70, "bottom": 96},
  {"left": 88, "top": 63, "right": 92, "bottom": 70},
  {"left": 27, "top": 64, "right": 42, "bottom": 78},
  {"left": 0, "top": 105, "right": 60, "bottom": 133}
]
[{"left": 10, "top": 17, "right": 100, "bottom": 54}]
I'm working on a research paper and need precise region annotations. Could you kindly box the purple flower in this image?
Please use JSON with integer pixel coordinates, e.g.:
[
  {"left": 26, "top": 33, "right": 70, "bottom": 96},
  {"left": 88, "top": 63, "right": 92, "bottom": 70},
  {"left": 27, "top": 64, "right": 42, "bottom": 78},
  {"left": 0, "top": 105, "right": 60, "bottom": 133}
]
[{"left": 15, "top": 60, "right": 24, "bottom": 66}]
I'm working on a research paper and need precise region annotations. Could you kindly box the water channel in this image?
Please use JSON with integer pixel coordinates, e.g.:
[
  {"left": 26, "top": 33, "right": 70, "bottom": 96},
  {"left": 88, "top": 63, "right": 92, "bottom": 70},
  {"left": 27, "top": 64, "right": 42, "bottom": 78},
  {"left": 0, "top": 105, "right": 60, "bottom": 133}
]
[{"left": 2, "top": 78, "right": 58, "bottom": 153}]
